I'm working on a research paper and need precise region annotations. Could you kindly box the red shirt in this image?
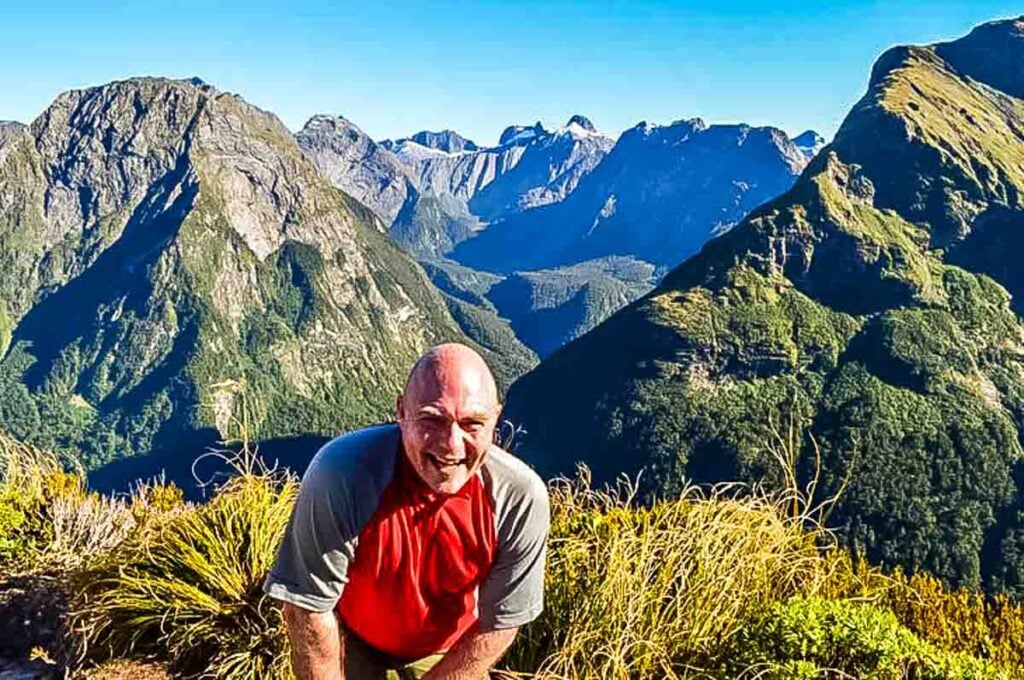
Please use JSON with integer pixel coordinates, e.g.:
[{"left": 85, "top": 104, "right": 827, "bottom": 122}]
[{"left": 338, "top": 453, "right": 497, "bottom": 660}]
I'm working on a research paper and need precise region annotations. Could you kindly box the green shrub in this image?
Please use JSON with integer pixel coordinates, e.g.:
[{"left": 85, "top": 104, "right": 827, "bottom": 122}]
[{"left": 724, "top": 597, "right": 1013, "bottom": 679}]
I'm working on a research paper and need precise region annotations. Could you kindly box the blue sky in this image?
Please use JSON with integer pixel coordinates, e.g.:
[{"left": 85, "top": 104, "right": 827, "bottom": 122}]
[{"left": 1, "top": 1, "right": 1019, "bottom": 145}]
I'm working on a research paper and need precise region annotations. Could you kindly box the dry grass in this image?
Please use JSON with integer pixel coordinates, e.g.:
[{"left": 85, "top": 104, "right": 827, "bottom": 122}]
[{"left": 498, "top": 469, "right": 870, "bottom": 679}]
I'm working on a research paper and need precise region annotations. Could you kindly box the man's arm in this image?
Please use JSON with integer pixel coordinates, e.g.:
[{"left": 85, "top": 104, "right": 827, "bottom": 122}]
[
  {"left": 282, "top": 602, "right": 344, "bottom": 680},
  {"left": 423, "top": 624, "right": 518, "bottom": 680}
]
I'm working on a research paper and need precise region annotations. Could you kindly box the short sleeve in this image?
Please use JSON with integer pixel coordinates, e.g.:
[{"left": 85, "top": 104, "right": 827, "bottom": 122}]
[
  {"left": 262, "top": 450, "right": 359, "bottom": 613},
  {"left": 477, "top": 473, "right": 550, "bottom": 630}
]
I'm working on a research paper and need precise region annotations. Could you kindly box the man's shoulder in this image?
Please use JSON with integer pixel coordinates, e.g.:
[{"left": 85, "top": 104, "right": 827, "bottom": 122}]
[
  {"left": 482, "top": 446, "right": 548, "bottom": 506},
  {"left": 302, "top": 423, "right": 399, "bottom": 491}
]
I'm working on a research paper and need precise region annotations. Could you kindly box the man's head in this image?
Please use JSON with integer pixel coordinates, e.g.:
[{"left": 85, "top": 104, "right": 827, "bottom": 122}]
[{"left": 397, "top": 343, "right": 501, "bottom": 495}]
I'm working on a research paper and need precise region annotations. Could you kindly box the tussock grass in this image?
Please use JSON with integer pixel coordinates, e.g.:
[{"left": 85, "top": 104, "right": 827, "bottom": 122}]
[
  {"left": 499, "top": 469, "right": 869, "bottom": 679},
  {"left": 71, "top": 464, "right": 298, "bottom": 679}
]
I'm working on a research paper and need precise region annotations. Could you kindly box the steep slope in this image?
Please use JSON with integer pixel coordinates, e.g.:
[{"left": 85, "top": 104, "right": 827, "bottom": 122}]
[
  {"left": 295, "top": 115, "right": 411, "bottom": 224},
  {"left": 453, "top": 119, "right": 809, "bottom": 273},
  {"left": 0, "top": 78, "right": 483, "bottom": 469},
  {"left": 505, "top": 18, "right": 1024, "bottom": 596}
]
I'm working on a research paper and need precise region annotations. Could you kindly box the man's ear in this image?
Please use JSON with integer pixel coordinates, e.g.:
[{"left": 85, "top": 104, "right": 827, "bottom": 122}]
[{"left": 395, "top": 393, "right": 404, "bottom": 422}]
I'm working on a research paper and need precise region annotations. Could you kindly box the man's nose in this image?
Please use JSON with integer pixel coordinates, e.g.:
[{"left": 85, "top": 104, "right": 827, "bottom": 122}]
[{"left": 442, "top": 420, "right": 465, "bottom": 455}]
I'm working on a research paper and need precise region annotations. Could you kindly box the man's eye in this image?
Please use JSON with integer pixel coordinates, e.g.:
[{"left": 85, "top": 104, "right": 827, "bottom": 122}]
[
  {"left": 419, "top": 415, "right": 446, "bottom": 427},
  {"left": 462, "top": 421, "right": 486, "bottom": 432}
]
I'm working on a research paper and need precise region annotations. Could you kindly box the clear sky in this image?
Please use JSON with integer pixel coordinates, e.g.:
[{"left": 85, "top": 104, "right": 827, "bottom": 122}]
[{"left": 1, "top": 1, "right": 1020, "bottom": 145}]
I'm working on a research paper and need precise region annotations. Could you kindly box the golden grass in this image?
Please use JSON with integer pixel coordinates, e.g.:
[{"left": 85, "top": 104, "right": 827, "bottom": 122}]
[
  {"left": 71, "top": 469, "right": 298, "bottom": 679},
  {"left": 498, "top": 469, "right": 874, "bottom": 679}
]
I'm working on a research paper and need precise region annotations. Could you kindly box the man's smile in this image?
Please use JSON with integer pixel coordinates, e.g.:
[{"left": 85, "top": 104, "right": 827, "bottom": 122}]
[{"left": 425, "top": 451, "right": 467, "bottom": 472}]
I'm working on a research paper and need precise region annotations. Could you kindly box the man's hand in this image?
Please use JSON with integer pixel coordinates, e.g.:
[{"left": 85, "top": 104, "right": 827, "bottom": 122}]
[
  {"left": 282, "top": 602, "right": 344, "bottom": 680},
  {"left": 422, "top": 625, "right": 518, "bottom": 679}
]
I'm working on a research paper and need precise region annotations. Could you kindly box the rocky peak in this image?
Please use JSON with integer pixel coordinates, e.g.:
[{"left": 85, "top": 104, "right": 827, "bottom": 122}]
[
  {"left": 296, "top": 114, "right": 410, "bottom": 224},
  {"left": 934, "top": 16, "right": 1024, "bottom": 99},
  {"left": 499, "top": 122, "right": 547, "bottom": 146},
  {"left": 0, "top": 76, "right": 483, "bottom": 471},
  {"left": 408, "top": 129, "right": 478, "bottom": 154},
  {"left": 567, "top": 115, "right": 596, "bottom": 132},
  {"left": 793, "top": 130, "right": 825, "bottom": 160}
]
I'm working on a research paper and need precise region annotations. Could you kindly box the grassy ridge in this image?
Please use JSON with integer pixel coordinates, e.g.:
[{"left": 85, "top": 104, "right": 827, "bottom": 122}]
[{"left": 0, "top": 430, "right": 1022, "bottom": 678}]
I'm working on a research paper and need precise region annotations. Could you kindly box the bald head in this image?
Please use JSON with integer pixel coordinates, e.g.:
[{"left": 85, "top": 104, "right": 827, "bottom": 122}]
[
  {"left": 403, "top": 343, "right": 499, "bottom": 411},
  {"left": 397, "top": 344, "right": 501, "bottom": 494}
]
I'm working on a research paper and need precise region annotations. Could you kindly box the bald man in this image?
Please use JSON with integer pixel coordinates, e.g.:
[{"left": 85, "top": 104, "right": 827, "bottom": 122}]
[{"left": 264, "top": 344, "right": 550, "bottom": 679}]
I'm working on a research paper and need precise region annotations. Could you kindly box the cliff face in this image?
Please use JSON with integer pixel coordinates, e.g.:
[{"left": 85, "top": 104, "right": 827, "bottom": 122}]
[
  {"left": 0, "top": 78, "right": 478, "bottom": 467},
  {"left": 505, "top": 18, "right": 1024, "bottom": 595}
]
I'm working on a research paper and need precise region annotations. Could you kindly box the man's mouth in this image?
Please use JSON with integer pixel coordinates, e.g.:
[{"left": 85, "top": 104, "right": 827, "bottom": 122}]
[{"left": 426, "top": 452, "right": 467, "bottom": 472}]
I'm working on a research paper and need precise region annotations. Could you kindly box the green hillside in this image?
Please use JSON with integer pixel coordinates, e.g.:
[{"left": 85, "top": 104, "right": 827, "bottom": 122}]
[{"left": 505, "top": 17, "right": 1024, "bottom": 596}]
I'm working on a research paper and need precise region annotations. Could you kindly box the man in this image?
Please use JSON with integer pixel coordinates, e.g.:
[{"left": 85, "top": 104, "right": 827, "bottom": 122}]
[{"left": 263, "top": 343, "right": 550, "bottom": 679}]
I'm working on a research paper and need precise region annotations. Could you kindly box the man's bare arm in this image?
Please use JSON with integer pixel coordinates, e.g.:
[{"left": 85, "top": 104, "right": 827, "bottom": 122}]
[
  {"left": 422, "top": 625, "right": 518, "bottom": 680},
  {"left": 282, "top": 602, "right": 344, "bottom": 680}
]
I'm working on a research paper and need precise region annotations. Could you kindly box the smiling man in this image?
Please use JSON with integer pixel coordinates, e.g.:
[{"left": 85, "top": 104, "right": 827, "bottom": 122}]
[{"left": 264, "top": 343, "right": 550, "bottom": 679}]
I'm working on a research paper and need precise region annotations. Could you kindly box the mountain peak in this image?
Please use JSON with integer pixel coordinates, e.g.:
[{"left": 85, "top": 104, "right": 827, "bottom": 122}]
[
  {"left": 407, "top": 129, "right": 478, "bottom": 153},
  {"left": 932, "top": 15, "right": 1024, "bottom": 99},
  {"left": 793, "top": 130, "right": 826, "bottom": 160},
  {"left": 567, "top": 115, "right": 596, "bottom": 132},
  {"left": 499, "top": 122, "right": 547, "bottom": 146}
]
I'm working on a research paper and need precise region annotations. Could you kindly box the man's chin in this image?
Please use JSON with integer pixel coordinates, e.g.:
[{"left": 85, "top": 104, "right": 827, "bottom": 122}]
[{"left": 429, "top": 475, "right": 470, "bottom": 495}]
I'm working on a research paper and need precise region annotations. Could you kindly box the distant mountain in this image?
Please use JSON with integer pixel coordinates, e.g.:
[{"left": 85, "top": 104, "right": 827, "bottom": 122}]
[
  {"left": 452, "top": 119, "right": 809, "bottom": 273},
  {"left": 295, "top": 115, "right": 411, "bottom": 224},
  {"left": 505, "top": 17, "right": 1024, "bottom": 596},
  {"left": 301, "top": 113, "right": 808, "bottom": 359},
  {"left": 301, "top": 115, "right": 615, "bottom": 259},
  {"left": 300, "top": 115, "right": 620, "bottom": 357},
  {"left": 382, "top": 129, "right": 479, "bottom": 154},
  {"left": 0, "top": 78, "right": 492, "bottom": 470},
  {"left": 793, "top": 130, "right": 826, "bottom": 160}
]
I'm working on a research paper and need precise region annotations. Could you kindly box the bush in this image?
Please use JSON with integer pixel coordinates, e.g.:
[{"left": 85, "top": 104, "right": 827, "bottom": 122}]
[
  {"left": 881, "top": 570, "right": 1024, "bottom": 671},
  {"left": 723, "top": 597, "right": 1013, "bottom": 679}
]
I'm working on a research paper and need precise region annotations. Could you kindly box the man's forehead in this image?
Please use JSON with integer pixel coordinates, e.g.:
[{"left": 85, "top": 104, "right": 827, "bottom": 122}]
[{"left": 409, "top": 369, "right": 496, "bottom": 408}]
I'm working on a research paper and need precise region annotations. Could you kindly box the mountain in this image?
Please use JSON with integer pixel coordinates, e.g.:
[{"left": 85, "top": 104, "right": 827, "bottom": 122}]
[
  {"left": 0, "top": 77, "right": 495, "bottom": 470},
  {"left": 294, "top": 115, "right": 411, "bottom": 224},
  {"left": 793, "top": 130, "right": 826, "bottom": 160},
  {"left": 303, "top": 115, "right": 614, "bottom": 254},
  {"left": 0, "top": 122, "right": 24, "bottom": 152},
  {"left": 451, "top": 119, "right": 809, "bottom": 273},
  {"left": 505, "top": 17, "right": 1024, "bottom": 596},
  {"left": 391, "top": 116, "right": 614, "bottom": 230},
  {"left": 383, "top": 129, "right": 479, "bottom": 154}
]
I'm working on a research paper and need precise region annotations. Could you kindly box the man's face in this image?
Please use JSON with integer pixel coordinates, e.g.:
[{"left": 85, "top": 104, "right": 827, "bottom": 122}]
[{"left": 397, "top": 352, "right": 500, "bottom": 495}]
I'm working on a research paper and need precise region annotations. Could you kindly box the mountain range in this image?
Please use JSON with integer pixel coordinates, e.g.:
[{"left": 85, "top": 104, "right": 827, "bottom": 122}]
[
  {"left": 300, "top": 111, "right": 814, "bottom": 357},
  {"left": 504, "top": 17, "right": 1024, "bottom": 597}
]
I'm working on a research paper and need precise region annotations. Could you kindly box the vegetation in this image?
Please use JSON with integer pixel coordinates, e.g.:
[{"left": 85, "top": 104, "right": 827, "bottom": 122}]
[{"left": 1, "top": 430, "right": 1022, "bottom": 678}]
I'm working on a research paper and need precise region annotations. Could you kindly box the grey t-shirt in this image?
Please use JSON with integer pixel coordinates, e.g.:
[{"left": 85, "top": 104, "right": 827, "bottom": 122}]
[{"left": 264, "top": 424, "right": 550, "bottom": 644}]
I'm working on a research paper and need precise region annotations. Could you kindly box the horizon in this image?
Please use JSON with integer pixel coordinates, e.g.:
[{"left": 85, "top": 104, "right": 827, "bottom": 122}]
[{"left": 0, "top": 2, "right": 1021, "bottom": 146}]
